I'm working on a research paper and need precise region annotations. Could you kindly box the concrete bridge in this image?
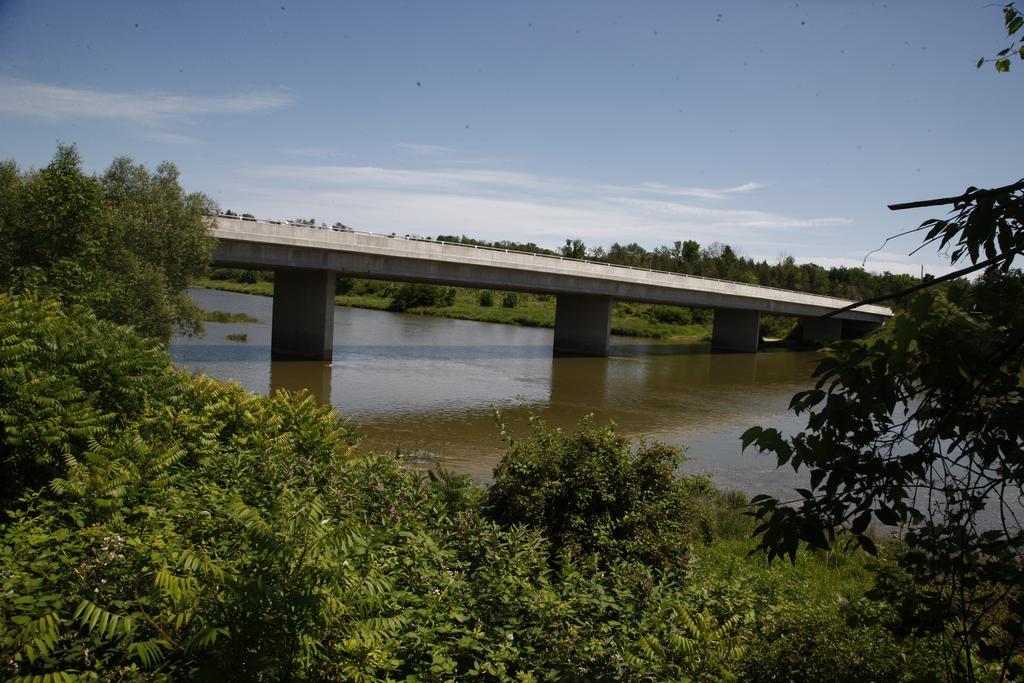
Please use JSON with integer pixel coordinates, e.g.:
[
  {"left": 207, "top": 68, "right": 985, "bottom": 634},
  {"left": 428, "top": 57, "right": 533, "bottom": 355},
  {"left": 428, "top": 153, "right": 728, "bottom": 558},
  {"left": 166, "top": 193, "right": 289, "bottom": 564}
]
[{"left": 210, "top": 217, "right": 891, "bottom": 361}]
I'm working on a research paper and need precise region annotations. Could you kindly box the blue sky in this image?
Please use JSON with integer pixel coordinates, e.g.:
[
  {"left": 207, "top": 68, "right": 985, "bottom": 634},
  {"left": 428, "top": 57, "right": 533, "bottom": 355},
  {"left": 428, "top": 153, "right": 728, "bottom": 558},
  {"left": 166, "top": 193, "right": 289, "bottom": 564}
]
[{"left": 1, "top": 0, "right": 1019, "bottom": 276}]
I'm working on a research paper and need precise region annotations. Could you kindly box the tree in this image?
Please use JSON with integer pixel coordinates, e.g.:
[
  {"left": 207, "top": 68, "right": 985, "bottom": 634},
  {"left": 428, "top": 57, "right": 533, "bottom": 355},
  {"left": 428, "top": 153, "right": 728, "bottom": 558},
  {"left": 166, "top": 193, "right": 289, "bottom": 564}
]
[
  {"left": 681, "top": 239, "right": 700, "bottom": 266},
  {"left": 561, "top": 238, "right": 586, "bottom": 259},
  {"left": 0, "top": 145, "right": 215, "bottom": 342},
  {"left": 742, "top": 162, "right": 1024, "bottom": 683},
  {"left": 743, "top": 11, "right": 1024, "bottom": 678},
  {"left": 977, "top": 2, "right": 1022, "bottom": 72}
]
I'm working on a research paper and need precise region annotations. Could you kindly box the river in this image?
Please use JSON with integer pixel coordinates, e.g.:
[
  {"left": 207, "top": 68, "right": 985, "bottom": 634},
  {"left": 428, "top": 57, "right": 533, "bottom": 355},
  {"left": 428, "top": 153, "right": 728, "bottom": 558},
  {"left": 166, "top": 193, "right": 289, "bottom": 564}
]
[{"left": 170, "top": 288, "right": 818, "bottom": 498}]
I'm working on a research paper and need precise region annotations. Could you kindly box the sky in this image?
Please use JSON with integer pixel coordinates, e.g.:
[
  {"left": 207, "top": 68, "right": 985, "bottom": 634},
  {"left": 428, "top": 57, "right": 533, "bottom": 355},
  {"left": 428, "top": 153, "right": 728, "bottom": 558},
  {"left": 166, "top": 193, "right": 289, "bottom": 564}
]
[{"left": 1, "top": 0, "right": 1020, "bottom": 276}]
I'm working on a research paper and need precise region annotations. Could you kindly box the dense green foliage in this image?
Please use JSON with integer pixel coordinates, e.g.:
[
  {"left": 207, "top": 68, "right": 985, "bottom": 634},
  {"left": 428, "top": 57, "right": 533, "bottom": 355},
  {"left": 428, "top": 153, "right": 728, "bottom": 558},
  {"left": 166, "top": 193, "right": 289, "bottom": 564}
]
[
  {"left": 0, "top": 145, "right": 215, "bottom": 342},
  {"left": 487, "top": 415, "right": 714, "bottom": 572},
  {"left": 0, "top": 295, "right": 177, "bottom": 508},
  {"left": 387, "top": 283, "right": 456, "bottom": 312},
  {"left": 0, "top": 293, "right": 948, "bottom": 681}
]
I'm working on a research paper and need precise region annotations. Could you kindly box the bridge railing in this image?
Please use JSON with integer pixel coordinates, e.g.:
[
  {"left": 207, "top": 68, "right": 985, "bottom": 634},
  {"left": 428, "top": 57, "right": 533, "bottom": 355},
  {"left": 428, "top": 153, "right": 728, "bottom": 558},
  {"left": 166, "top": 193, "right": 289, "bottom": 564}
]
[{"left": 211, "top": 213, "right": 887, "bottom": 311}]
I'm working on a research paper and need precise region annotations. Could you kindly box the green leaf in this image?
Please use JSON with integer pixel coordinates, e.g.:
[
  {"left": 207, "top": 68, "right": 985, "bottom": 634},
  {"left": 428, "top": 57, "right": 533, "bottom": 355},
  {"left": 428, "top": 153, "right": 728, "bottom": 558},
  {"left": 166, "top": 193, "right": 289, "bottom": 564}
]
[
  {"left": 740, "top": 426, "right": 762, "bottom": 450},
  {"left": 855, "top": 534, "right": 878, "bottom": 556},
  {"left": 851, "top": 510, "right": 872, "bottom": 535},
  {"left": 874, "top": 506, "right": 900, "bottom": 526}
]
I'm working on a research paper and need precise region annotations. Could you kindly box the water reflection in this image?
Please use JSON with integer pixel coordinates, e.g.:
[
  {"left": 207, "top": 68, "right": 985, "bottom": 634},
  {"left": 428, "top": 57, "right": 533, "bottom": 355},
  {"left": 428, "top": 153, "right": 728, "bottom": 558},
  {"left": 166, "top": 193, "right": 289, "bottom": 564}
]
[{"left": 271, "top": 361, "right": 333, "bottom": 404}]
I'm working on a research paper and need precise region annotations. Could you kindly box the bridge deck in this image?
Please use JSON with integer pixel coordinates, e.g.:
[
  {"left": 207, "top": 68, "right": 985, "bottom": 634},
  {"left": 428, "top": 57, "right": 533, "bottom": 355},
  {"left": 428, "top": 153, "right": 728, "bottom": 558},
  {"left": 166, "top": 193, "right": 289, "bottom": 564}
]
[{"left": 211, "top": 217, "right": 891, "bottom": 323}]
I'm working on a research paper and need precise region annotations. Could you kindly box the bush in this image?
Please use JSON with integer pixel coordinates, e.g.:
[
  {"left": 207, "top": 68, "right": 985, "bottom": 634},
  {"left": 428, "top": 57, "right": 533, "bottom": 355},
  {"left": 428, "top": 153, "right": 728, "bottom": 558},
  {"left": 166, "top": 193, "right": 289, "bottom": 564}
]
[
  {"left": 759, "top": 314, "right": 797, "bottom": 339},
  {"left": 478, "top": 290, "right": 494, "bottom": 307},
  {"left": 501, "top": 292, "right": 519, "bottom": 308},
  {"left": 691, "top": 308, "right": 713, "bottom": 324},
  {"left": 387, "top": 283, "right": 454, "bottom": 311},
  {"left": 353, "top": 279, "right": 392, "bottom": 297},
  {"left": 645, "top": 305, "right": 692, "bottom": 325},
  {"left": 335, "top": 276, "right": 354, "bottom": 295},
  {"left": 485, "top": 415, "right": 715, "bottom": 571},
  {"left": 0, "top": 294, "right": 181, "bottom": 508},
  {"left": 741, "top": 603, "right": 941, "bottom": 682}
]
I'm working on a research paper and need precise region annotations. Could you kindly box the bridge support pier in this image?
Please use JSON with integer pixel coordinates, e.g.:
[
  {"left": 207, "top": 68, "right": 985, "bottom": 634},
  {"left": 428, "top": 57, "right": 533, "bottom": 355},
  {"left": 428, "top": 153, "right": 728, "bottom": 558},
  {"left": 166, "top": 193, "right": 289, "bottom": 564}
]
[
  {"left": 553, "top": 294, "right": 612, "bottom": 356},
  {"left": 801, "top": 317, "right": 843, "bottom": 344},
  {"left": 711, "top": 309, "right": 761, "bottom": 352},
  {"left": 271, "top": 268, "right": 337, "bottom": 361}
]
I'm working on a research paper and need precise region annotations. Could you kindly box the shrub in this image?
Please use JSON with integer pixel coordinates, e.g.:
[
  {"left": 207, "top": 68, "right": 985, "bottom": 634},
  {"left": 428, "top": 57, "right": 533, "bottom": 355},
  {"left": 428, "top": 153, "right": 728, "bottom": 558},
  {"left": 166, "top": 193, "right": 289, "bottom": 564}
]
[
  {"left": 0, "top": 294, "right": 181, "bottom": 508},
  {"left": 353, "top": 279, "right": 392, "bottom": 297},
  {"left": 691, "top": 308, "right": 713, "bottom": 324},
  {"left": 741, "top": 603, "right": 941, "bottom": 682},
  {"left": 478, "top": 290, "right": 494, "bottom": 307},
  {"left": 759, "top": 314, "right": 797, "bottom": 340},
  {"left": 387, "top": 283, "right": 453, "bottom": 311},
  {"left": 485, "top": 414, "right": 715, "bottom": 571},
  {"left": 645, "top": 305, "right": 692, "bottom": 325},
  {"left": 501, "top": 292, "right": 519, "bottom": 308},
  {"left": 335, "top": 276, "right": 354, "bottom": 295}
]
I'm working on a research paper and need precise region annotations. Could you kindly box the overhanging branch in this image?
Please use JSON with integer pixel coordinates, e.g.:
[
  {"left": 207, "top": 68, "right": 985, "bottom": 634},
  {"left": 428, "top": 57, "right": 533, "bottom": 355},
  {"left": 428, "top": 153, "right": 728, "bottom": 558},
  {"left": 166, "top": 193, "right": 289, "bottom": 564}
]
[{"left": 887, "top": 179, "right": 1024, "bottom": 211}]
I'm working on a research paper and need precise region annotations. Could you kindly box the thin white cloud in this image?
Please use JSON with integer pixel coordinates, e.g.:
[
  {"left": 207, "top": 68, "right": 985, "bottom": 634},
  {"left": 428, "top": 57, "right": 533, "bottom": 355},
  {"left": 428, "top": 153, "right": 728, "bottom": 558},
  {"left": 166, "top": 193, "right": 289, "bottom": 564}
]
[
  {"left": 248, "top": 164, "right": 568, "bottom": 194},
  {"left": 0, "top": 78, "right": 293, "bottom": 124},
  {"left": 628, "top": 180, "right": 770, "bottom": 200},
  {"left": 394, "top": 142, "right": 456, "bottom": 156},
  {"left": 225, "top": 163, "right": 849, "bottom": 252},
  {"left": 284, "top": 147, "right": 344, "bottom": 159},
  {"left": 142, "top": 131, "right": 202, "bottom": 146},
  {"left": 605, "top": 196, "right": 850, "bottom": 230}
]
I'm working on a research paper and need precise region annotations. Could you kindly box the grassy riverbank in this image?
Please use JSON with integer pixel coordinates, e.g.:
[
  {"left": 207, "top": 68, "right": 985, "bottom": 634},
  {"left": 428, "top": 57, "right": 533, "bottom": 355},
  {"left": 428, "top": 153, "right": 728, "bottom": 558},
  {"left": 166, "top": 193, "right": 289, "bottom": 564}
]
[{"left": 195, "top": 277, "right": 714, "bottom": 341}]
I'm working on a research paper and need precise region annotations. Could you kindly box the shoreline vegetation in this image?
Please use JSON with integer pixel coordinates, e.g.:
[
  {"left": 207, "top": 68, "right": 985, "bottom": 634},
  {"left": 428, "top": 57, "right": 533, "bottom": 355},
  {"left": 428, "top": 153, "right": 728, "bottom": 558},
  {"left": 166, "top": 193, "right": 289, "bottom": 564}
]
[
  {"left": 196, "top": 275, "right": 802, "bottom": 342},
  {"left": 1, "top": 292, "right": 944, "bottom": 680}
]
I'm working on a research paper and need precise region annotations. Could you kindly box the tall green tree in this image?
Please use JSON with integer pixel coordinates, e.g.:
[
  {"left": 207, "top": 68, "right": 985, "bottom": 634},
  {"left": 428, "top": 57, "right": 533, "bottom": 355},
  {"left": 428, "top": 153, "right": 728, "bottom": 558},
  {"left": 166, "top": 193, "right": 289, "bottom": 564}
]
[
  {"left": 0, "top": 145, "right": 215, "bottom": 341},
  {"left": 743, "top": 8, "right": 1024, "bottom": 675}
]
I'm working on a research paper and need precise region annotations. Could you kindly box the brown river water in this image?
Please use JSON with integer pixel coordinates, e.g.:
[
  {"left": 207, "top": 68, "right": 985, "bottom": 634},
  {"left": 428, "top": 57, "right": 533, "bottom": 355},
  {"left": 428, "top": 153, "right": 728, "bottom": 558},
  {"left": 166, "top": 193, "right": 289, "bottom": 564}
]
[{"left": 170, "top": 288, "right": 819, "bottom": 498}]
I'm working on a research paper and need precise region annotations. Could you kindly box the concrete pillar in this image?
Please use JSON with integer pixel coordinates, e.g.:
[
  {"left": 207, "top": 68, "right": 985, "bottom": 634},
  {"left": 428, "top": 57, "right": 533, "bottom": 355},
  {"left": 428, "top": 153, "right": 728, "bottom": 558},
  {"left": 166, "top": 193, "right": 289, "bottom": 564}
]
[
  {"left": 271, "top": 269, "right": 337, "bottom": 361},
  {"left": 553, "top": 294, "right": 613, "bottom": 356},
  {"left": 801, "top": 316, "right": 843, "bottom": 343},
  {"left": 711, "top": 308, "right": 761, "bottom": 353}
]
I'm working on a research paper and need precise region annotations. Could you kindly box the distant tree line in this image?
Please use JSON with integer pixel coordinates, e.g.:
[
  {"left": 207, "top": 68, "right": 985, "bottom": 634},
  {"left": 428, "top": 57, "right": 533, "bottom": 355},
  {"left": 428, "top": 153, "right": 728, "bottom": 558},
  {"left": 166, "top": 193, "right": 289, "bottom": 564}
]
[{"left": 437, "top": 234, "right": 921, "bottom": 303}]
